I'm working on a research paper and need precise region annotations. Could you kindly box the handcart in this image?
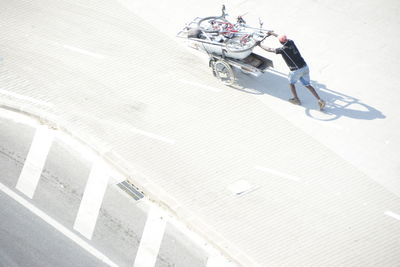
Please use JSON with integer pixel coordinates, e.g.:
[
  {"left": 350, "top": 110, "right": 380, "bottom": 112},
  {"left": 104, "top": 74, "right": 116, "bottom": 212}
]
[{"left": 177, "top": 5, "right": 274, "bottom": 85}]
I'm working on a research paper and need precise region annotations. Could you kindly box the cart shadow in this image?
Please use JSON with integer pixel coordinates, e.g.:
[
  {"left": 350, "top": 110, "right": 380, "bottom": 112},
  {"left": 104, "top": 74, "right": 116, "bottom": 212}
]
[{"left": 229, "top": 69, "right": 385, "bottom": 121}]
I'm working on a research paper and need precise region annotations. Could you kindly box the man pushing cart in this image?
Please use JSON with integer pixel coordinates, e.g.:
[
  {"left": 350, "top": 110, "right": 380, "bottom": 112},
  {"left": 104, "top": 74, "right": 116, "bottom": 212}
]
[{"left": 177, "top": 5, "right": 325, "bottom": 110}]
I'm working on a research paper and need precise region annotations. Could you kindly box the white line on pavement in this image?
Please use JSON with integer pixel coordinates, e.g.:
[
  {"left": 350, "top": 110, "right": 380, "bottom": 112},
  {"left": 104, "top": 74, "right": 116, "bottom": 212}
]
[
  {"left": 16, "top": 126, "right": 54, "bottom": 199},
  {"left": 179, "top": 79, "right": 222, "bottom": 92},
  {"left": 0, "top": 181, "right": 118, "bottom": 267},
  {"left": 255, "top": 165, "right": 301, "bottom": 182},
  {"left": 74, "top": 158, "right": 109, "bottom": 240},
  {"left": 133, "top": 206, "right": 167, "bottom": 267},
  {"left": 0, "top": 89, "right": 54, "bottom": 107},
  {"left": 54, "top": 130, "right": 124, "bottom": 185},
  {"left": 63, "top": 45, "right": 105, "bottom": 59},
  {"left": 129, "top": 127, "right": 175, "bottom": 144},
  {"left": 384, "top": 211, "right": 400, "bottom": 221}
]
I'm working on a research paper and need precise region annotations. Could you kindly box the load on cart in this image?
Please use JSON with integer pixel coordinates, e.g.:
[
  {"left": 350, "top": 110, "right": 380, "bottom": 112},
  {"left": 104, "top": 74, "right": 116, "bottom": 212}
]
[{"left": 177, "top": 5, "right": 274, "bottom": 85}]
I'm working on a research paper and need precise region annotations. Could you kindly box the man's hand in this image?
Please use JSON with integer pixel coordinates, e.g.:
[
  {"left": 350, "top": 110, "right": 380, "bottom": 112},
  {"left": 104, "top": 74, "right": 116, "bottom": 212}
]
[{"left": 268, "top": 30, "right": 278, "bottom": 37}]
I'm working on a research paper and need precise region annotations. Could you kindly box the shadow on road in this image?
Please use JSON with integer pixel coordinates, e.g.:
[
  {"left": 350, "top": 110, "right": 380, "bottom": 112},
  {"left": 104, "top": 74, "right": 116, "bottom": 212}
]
[{"left": 228, "top": 68, "right": 385, "bottom": 121}]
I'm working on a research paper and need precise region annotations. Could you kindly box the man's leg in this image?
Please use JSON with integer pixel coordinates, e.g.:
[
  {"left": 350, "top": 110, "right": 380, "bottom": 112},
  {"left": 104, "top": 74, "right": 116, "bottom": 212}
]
[
  {"left": 300, "top": 67, "right": 325, "bottom": 110},
  {"left": 305, "top": 85, "right": 321, "bottom": 100},
  {"left": 289, "top": 84, "right": 301, "bottom": 105},
  {"left": 288, "top": 70, "right": 302, "bottom": 104},
  {"left": 290, "top": 84, "right": 299, "bottom": 98},
  {"left": 305, "top": 85, "right": 326, "bottom": 110}
]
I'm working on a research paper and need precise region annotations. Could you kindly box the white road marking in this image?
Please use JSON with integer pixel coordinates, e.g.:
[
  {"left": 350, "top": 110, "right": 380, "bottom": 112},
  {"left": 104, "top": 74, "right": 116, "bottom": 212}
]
[
  {"left": 63, "top": 45, "right": 105, "bottom": 59},
  {"left": 385, "top": 211, "right": 400, "bottom": 221},
  {"left": 0, "top": 89, "right": 53, "bottom": 107},
  {"left": 133, "top": 206, "right": 167, "bottom": 267},
  {"left": 130, "top": 127, "right": 175, "bottom": 144},
  {"left": 0, "top": 181, "right": 118, "bottom": 267},
  {"left": 255, "top": 165, "right": 301, "bottom": 182},
  {"left": 54, "top": 129, "right": 124, "bottom": 185},
  {"left": 106, "top": 164, "right": 126, "bottom": 185},
  {"left": 74, "top": 158, "right": 109, "bottom": 240},
  {"left": 179, "top": 79, "right": 222, "bottom": 92},
  {"left": 16, "top": 126, "right": 54, "bottom": 199},
  {"left": 54, "top": 131, "right": 97, "bottom": 162}
]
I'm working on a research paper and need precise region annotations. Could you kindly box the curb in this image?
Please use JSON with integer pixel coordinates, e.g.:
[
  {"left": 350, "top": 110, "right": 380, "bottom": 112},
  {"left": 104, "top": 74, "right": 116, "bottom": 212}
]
[{"left": 0, "top": 97, "right": 248, "bottom": 266}]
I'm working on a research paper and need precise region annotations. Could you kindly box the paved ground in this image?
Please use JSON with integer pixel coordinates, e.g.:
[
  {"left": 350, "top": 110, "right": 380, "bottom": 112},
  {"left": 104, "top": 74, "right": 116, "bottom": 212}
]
[
  {"left": 120, "top": 0, "right": 400, "bottom": 197},
  {"left": 1, "top": 0, "right": 399, "bottom": 266}
]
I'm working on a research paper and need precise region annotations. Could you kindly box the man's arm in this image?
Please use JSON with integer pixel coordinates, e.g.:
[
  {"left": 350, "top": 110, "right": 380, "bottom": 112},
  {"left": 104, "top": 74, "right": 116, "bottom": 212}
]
[
  {"left": 259, "top": 44, "right": 276, "bottom": 53},
  {"left": 258, "top": 31, "right": 278, "bottom": 52}
]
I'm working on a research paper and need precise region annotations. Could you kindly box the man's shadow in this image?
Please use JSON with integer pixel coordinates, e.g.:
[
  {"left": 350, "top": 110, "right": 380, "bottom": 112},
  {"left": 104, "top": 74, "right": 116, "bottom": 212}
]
[{"left": 229, "top": 68, "right": 385, "bottom": 121}]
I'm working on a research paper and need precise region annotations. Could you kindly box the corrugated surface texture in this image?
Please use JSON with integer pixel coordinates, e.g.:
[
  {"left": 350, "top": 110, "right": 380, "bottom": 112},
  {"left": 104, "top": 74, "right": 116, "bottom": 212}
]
[{"left": 1, "top": 0, "right": 399, "bottom": 266}]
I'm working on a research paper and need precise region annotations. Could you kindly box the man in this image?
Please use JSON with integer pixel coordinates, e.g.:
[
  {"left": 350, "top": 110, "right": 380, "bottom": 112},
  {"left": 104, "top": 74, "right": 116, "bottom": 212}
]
[{"left": 259, "top": 33, "right": 325, "bottom": 110}]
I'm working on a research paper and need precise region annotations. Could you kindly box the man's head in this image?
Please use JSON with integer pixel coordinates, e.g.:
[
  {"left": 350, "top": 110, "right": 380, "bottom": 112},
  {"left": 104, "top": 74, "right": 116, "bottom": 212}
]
[{"left": 278, "top": 35, "right": 288, "bottom": 44}]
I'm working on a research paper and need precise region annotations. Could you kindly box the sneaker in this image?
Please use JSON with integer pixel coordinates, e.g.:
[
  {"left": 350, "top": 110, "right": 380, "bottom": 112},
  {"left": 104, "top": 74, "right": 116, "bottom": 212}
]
[
  {"left": 288, "top": 97, "right": 301, "bottom": 105},
  {"left": 318, "top": 100, "right": 326, "bottom": 110}
]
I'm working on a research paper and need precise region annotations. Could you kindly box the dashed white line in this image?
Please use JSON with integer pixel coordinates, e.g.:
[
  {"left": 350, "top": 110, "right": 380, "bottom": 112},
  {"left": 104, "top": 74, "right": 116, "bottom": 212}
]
[
  {"left": 63, "top": 45, "right": 105, "bottom": 59},
  {"left": 0, "top": 181, "right": 118, "bottom": 267},
  {"left": 16, "top": 126, "right": 54, "bottom": 199},
  {"left": 130, "top": 127, "right": 175, "bottom": 144},
  {"left": 179, "top": 79, "right": 222, "bottom": 92},
  {"left": 385, "top": 211, "right": 400, "bottom": 221},
  {"left": 133, "top": 206, "right": 167, "bottom": 267},
  {"left": 255, "top": 165, "right": 301, "bottom": 182},
  {"left": 0, "top": 89, "right": 54, "bottom": 107},
  {"left": 74, "top": 158, "right": 109, "bottom": 240}
]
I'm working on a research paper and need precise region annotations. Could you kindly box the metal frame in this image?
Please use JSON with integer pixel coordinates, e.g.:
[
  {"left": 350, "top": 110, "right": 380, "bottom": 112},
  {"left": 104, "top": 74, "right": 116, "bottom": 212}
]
[{"left": 177, "top": 6, "right": 274, "bottom": 85}]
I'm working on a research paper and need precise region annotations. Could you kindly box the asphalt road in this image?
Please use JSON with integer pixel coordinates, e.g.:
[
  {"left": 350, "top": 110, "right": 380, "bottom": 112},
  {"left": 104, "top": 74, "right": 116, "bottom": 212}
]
[
  {"left": 0, "top": 192, "right": 108, "bottom": 267},
  {"left": 0, "top": 113, "right": 213, "bottom": 267}
]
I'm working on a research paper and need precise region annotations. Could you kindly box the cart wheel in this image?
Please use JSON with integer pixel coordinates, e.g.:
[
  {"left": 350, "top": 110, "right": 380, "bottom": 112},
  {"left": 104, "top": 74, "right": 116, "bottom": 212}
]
[
  {"left": 212, "top": 60, "right": 235, "bottom": 85},
  {"left": 209, "top": 59, "right": 217, "bottom": 77}
]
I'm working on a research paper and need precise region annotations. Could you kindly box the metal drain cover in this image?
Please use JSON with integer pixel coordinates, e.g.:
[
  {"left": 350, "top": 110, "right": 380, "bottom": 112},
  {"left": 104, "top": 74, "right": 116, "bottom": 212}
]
[{"left": 117, "top": 181, "right": 144, "bottom": 200}]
